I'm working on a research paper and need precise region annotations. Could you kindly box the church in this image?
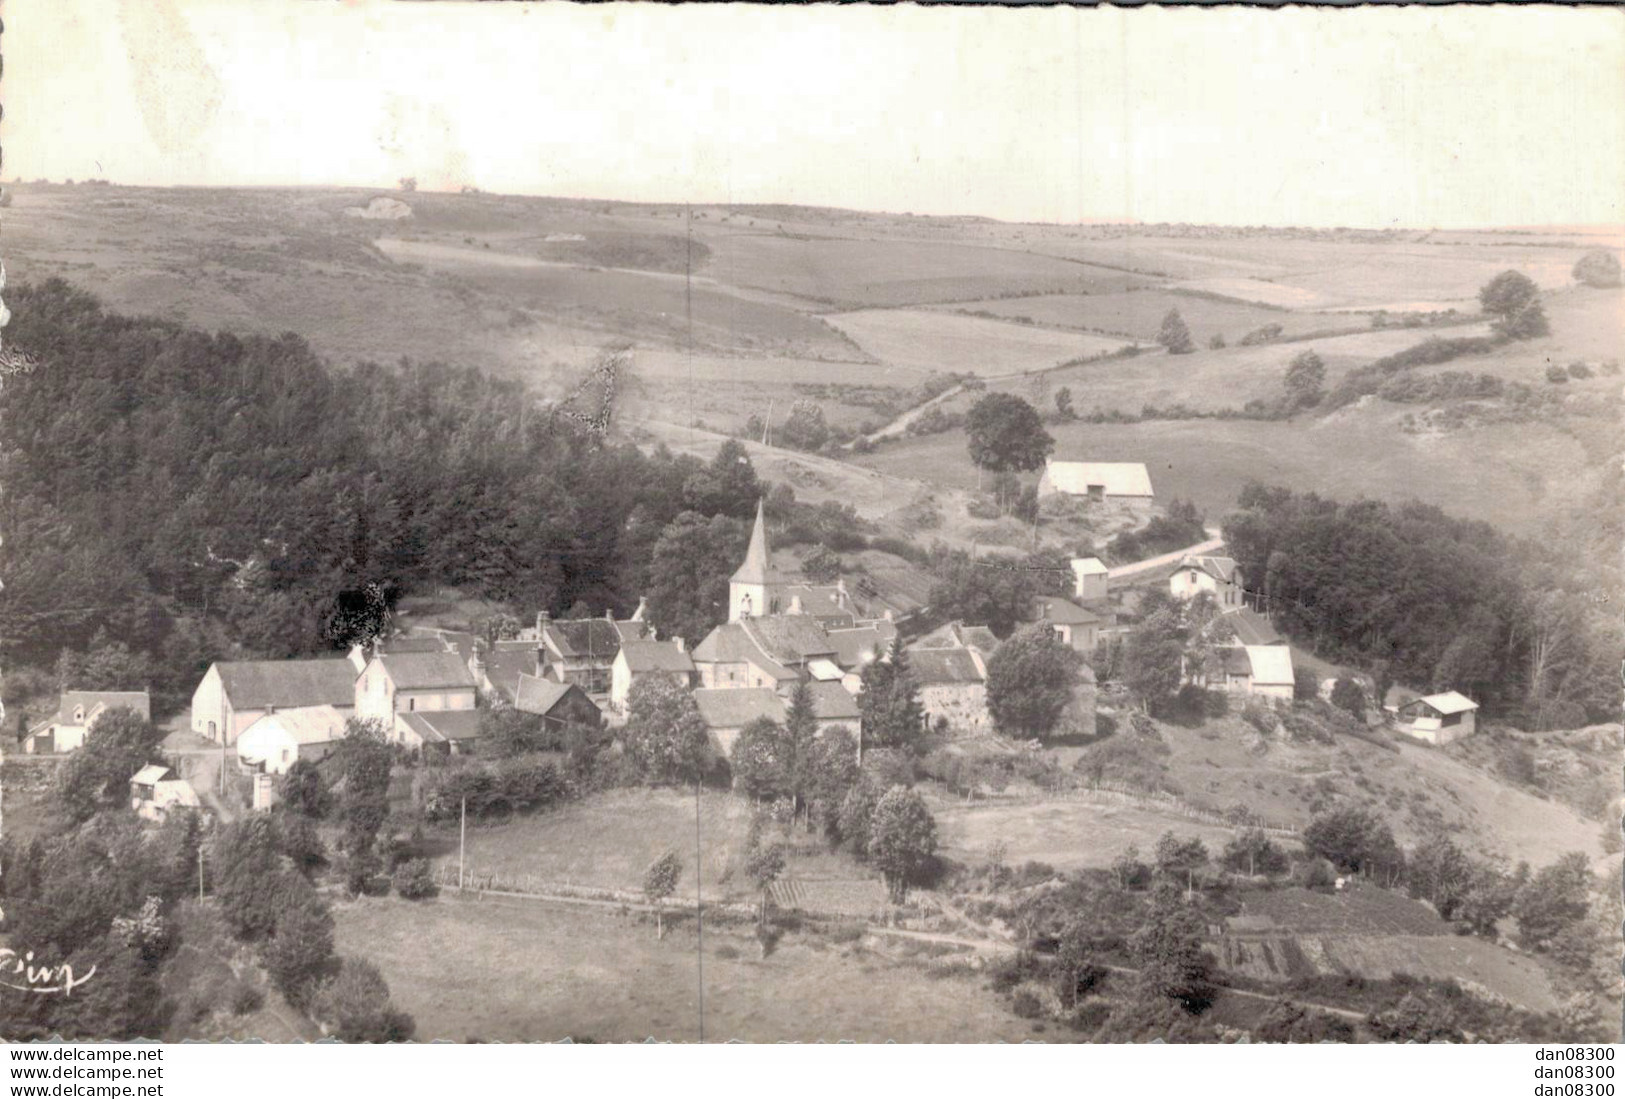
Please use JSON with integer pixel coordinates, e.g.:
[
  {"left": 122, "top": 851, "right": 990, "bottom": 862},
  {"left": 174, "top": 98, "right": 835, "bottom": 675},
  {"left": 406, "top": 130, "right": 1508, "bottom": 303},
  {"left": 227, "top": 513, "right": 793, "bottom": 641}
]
[{"left": 728, "top": 500, "right": 853, "bottom": 625}]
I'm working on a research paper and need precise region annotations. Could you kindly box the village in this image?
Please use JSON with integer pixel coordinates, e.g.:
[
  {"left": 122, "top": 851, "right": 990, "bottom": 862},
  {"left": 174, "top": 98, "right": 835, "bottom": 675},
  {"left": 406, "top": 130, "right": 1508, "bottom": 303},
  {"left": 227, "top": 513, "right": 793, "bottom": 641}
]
[{"left": 23, "top": 475, "right": 1484, "bottom": 821}]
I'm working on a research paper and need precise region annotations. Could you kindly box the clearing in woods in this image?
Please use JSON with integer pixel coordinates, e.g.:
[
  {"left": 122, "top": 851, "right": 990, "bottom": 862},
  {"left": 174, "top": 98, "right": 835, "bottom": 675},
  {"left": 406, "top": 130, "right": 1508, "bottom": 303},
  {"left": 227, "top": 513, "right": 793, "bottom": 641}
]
[{"left": 821, "top": 308, "right": 1132, "bottom": 375}]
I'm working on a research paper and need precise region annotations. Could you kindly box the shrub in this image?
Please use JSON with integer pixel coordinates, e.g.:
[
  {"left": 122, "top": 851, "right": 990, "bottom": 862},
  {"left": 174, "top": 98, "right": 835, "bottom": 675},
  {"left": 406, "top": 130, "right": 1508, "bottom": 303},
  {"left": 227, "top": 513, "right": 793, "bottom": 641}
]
[
  {"left": 1567, "top": 361, "right": 1593, "bottom": 380},
  {"left": 1546, "top": 364, "right": 1569, "bottom": 384},
  {"left": 392, "top": 858, "right": 437, "bottom": 900},
  {"left": 713, "top": 944, "right": 740, "bottom": 960},
  {"left": 229, "top": 983, "right": 264, "bottom": 1016},
  {"left": 315, "top": 959, "right": 416, "bottom": 1043},
  {"left": 1011, "top": 990, "right": 1044, "bottom": 1019}
]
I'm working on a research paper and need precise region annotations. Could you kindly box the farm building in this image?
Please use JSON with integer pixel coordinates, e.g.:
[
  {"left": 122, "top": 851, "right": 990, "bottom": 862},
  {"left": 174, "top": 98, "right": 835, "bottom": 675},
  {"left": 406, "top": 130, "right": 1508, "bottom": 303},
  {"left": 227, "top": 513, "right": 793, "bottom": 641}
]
[
  {"left": 1394, "top": 691, "right": 1479, "bottom": 745},
  {"left": 398, "top": 709, "right": 486, "bottom": 754},
  {"left": 692, "top": 687, "right": 786, "bottom": 760},
  {"left": 610, "top": 638, "right": 696, "bottom": 713},
  {"left": 513, "top": 676, "right": 604, "bottom": 733},
  {"left": 354, "top": 651, "right": 479, "bottom": 746},
  {"left": 25, "top": 690, "right": 151, "bottom": 754},
  {"left": 236, "top": 704, "right": 347, "bottom": 775},
  {"left": 1193, "top": 645, "right": 1295, "bottom": 700},
  {"left": 1034, "top": 596, "right": 1105, "bottom": 653},
  {"left": 911, "top": 622, "right": 1000, "bottom": 658},
  {"left": 191, "top": 659, "right": 357, "bottom": 746},
  {"left": 1214, "top": 607, "right": 1282, "bottom": 646},
  {"left": 1070, "top": 556, "right": 1109, "bottom": 603},
  {"left": 906, "top": 648, "right": 991, "bottom": 736},
  {"left": 1170, "top": 555, "right": 1245, "bottom": 609},
  {"left": 130, "top": 765, "right": 200, "bottom": 823},
  {"left": 1037, "top": 460, "right": 1155, "bottom": 514},
  {"left": 537, "top": 611, "right": 649, "bottom": 693}
]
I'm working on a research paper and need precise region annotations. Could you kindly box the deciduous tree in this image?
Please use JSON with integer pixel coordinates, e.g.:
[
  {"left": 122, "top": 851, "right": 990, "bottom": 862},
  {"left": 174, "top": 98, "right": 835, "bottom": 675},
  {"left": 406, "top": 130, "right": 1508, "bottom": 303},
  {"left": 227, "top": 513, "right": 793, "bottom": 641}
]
[
  {"left": 985, "top": 623, "right": 1083, "bottom": 738},
  {"left": 867, "top": 785, "right": 938, "bottom": 903}
]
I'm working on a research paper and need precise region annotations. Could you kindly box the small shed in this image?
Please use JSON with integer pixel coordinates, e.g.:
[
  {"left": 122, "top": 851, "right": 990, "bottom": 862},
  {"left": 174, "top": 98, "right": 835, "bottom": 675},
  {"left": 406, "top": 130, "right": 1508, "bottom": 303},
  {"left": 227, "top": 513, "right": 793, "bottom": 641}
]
[
  {"left": 130, "top": 765, "right": 200, "bottom": 822},
  {"left": 236, "top": 704, "right": 346, "bottom": 775},
  {"left": 1395, "top": 691, "right": 1479, "bottom": 745}
]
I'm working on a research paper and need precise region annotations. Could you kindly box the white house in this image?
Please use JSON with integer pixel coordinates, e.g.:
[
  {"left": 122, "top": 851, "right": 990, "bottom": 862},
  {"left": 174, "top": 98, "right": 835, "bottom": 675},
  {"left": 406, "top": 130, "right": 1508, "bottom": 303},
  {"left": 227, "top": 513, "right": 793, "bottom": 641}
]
[
  {"left": 191, "top": 659, "right": 357, "bottom": 746},
  {"left": 25, "top": 690, "right": 151, "bottom": 754},
  {"left": 1395, "top": 691, "right": 1479, "bottom": 745},
  {"left": 1037, "top": 461, "right": 1155, "bottom": 514},
  {"left": 1070, "top": 556, "right": 1109, "bottom": 603},
  {"left": 130, "top": 765, "right": 200, "bottom": 822},
  {"left": 354, "top": 651, "right": 479, "bottom": 746},
  {"left": 236, "top": 704, "right": 347, "bottom": 776},
  {"left": 1170, "top": 555, "right": 1245, "bottom": 609},
  {"left": 610, "top": 638, "right": 695, "bottom": 713},
  {"left": 1240, "top": 645, "right": 1296, "bottom": 700}
]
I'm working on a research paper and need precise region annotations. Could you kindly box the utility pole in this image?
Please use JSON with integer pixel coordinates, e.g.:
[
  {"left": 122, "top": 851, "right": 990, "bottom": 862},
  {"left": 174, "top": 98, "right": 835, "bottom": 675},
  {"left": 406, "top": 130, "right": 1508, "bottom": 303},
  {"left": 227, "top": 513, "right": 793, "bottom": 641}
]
[
  {"left": 198, "top": 845, "right": 205, "bottom": 902},
  {"left": 458, "top": 796, "right": 467, "bottom": 892}
]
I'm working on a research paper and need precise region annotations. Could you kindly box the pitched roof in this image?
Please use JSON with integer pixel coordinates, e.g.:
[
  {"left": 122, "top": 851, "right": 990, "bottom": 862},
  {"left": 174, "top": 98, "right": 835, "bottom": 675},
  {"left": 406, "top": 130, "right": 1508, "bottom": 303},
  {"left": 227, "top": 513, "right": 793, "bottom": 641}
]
[
  {"left": 1180, "top": 555, "right": 1239, "bottom": 583},
  {"left": 514, "top": 674, "right": 599, "bottom": 718},
  {"left": 825, "top": 625, "right": 892, "bottom": 667},
  {"left": 1035, "top": 596, "right": 1104, "bottom": 626},
  {"left": 1043, "top": 460, "right": 1155, "bottom": 498},
  {"left": 1072, "top": 556, "right": 1109, "bottom": 576},
  {"left": 1243, "top": 645, "right": 1295, "bottom": 687},
  {"left": 731, "top": 499, "right": 773, "bottom": 585},
  {"left": 618, "top": 639, "right": 696, "bottom": 674},
  {"left": 478, "top": 647, "right": 537, "bottom": 703},
  {"left": 692, "top": 687, "right": 785, "bottom": 730},
  {"left": 56, "top": 690, "right": 151, "bottom": 725},
  {"left": 1217, "top": 608, "right": 1281, "bottom": 646},
  {"left": 692, "top": 624, "right": 797, "bottom": 681},
  {"left": 542, "top": 618, "right": 628, "bottom": 661},
  {"left": 804, "top": 681, "right": 861, "bottom": 722},
  {"left": 378, "top": 652, "right": 478, "bottom": 690},
  {"left": 778, "top": 584, "right": 851, "bottom": 621},
  {"left": 238, "top": 705, "right": 347, "bottom": 751},
  {"left": 380, "top": 637, "right": 449, "bottom": 654},
  {"left": 215, "top": 659, "right": 358, "bottom": 711},
  {"left": 1406, "top": 690, "right": 1479, "bottom": 716},
  {"left": 401, "top": 709, "right": 486, "bottom": 744},
  {"left": 740, "top": 614, "right": 838, "bottom": 662},
  {"left": 906, "top": 648, "right": 986, "bottom": 684},
  {"left": 132, "top": 764, "right": 174, "bottom": 785}
]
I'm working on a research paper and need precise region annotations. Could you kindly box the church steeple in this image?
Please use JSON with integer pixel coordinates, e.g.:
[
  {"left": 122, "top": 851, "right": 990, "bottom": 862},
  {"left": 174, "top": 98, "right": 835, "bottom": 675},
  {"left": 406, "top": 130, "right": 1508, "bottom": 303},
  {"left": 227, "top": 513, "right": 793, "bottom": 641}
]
[
  {"left": 731, "top": 498, "right": 771, "bottom": 586},
  {"left": 729, "top": 499, "right": 773, "bottom": 620}
]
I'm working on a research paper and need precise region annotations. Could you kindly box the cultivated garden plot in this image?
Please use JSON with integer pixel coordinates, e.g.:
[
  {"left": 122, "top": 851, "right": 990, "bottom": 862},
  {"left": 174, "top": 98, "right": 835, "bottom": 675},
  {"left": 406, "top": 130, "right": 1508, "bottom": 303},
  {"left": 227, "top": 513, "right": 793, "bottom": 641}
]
[{"left": 821, "top": 308, "right": 1132, "bottom": 376}]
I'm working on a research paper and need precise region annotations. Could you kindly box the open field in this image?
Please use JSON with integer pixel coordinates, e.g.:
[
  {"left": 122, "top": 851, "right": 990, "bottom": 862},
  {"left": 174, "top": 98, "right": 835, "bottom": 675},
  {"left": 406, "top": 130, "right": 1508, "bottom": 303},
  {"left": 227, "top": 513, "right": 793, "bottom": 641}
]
[
  {"left": 854, "top": 402, "right": 1597, "bottom": 537},
  {"left": 822, "top": 308, "right": 1132, "bottom": 375},
  {"left": 702, "top": 233, "right": 1153, "bottom": 307},
  {"left": 332, "top": 893, "right": 1037, "bottom": 1042},
  {"left": 928, "top": 793, "right": 1245, "bottom": 872},
  {"left": 950, "top": 289, "right": 1366, "bottom": 344}
]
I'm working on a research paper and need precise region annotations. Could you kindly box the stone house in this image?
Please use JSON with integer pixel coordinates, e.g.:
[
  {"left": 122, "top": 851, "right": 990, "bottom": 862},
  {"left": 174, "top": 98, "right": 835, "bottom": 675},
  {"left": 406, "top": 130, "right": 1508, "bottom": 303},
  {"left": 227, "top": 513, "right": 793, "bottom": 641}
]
[
  {"left": 1034, "top": 596, "right": 1105, "bottom": 653},
  {"left": 692, "top": 687, "right": 786, "bottom": 760},
  {"left": 354, "top": 651, "right": 479, "bottom": 746},
  {"left": 1070, "top": 556, "right": 1110, "bottom": 604},
  {"left": 906, "top": 648, "right": 991, "bottom": 735}
]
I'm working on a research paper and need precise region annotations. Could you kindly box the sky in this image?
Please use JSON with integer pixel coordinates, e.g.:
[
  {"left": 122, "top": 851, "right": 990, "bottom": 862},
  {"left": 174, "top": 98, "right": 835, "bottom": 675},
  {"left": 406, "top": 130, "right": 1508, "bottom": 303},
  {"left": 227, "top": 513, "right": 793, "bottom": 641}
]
[{"left": 7, "top": 1, "right": 1624, "bottom": 229}]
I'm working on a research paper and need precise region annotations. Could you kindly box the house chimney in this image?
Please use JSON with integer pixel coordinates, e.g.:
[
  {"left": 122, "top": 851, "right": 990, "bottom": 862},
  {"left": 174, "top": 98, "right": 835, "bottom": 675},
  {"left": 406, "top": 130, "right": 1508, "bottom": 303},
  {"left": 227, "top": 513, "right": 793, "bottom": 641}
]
[
  {"left": 882, "top": 608, "right": 894, "bottom": 622},
  {"left": 835, "top": 577, "right": 849, "bottom": 607},
  {"left": 789, "top": 594, "right": 804, "bottom": 616},
  {"left": 347, "top": 643, "right": 368, "bottom": 673},
  {"left": 535, "top": 610, "right": 546, "bottom": 636},
  {"left": 631, "top": 596, "right": 648, "bottom": 621},
  {"left": 605, "top": 608, "right": 615, "bottom": 622},
  {"left": 673, "top": 636, "right": 686, "bottom": 653}
]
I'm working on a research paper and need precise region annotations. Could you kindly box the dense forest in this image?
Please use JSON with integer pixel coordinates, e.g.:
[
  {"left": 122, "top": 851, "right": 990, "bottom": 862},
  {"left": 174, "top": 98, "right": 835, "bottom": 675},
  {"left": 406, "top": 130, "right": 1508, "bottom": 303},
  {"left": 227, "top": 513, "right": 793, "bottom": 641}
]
[
  {"left": 1223, "top": 484, "right": 1619, "bottom": 727},
  {"left": 0, "top": 279, "right": 766, "bottom": 703}
]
